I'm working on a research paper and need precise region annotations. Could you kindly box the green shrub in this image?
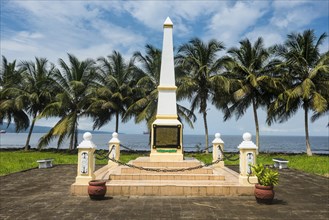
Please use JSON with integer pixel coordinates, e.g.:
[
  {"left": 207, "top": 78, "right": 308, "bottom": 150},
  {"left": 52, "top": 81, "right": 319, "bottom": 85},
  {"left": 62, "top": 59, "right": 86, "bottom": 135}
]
[{"left": 251, "top": 164, "right": 279, "bottom": 186}]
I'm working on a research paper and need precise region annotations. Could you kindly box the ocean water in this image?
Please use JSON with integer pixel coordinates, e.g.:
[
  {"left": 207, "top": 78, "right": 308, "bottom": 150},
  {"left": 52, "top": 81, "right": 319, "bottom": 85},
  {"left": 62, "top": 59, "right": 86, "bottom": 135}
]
[{"left": 0, "top": 133, "right": 328, "bottom": 154}]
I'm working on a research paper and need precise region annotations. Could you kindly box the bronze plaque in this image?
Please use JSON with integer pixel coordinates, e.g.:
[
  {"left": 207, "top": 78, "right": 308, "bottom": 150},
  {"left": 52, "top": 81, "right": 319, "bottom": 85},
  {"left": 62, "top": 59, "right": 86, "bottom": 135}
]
[{"left": 153, "top": 125, "right": 181, "bottom": 148}]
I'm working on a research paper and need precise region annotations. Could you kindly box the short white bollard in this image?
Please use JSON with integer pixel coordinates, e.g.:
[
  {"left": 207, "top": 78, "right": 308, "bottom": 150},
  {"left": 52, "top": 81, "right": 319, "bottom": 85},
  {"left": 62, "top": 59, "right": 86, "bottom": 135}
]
[
  {"left": 75, "top": 132, "right": 96, "bottom": 184},
  {"left": 108, "top": 132, "right": 120, "bottom": 165},
  {"left": 212, "top": 133, "right": 225, "bottom": 168},
  {"left": 238, "top": 132, "right": 258, "bottom": 185}
]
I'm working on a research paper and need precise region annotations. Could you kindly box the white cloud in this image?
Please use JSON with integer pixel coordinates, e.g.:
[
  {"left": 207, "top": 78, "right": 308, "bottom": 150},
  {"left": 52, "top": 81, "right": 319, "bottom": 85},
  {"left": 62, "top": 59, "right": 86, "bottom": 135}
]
[
  {"left": 117, "top": 1, "right": 224, "bottom": 36},
  {"left": 245, "top": 26, "right": 284, "bottom": 47},
  {"left": 1, "top": 1, "right": 146, "bottom": 64},
  {"left": 206, "top": 1, "right": 270, "bottom": 46},
  {"left": 270, "top": 0, "right": 328, "bottom": 29},
  {"left": 1, "top": 0, "right": 328, "bottom": 136}
]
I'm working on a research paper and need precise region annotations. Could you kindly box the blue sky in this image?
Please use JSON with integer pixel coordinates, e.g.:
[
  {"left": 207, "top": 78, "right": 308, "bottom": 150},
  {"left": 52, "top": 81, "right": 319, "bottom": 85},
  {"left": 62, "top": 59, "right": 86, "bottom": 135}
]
[{"left": 1, "top": 0, "right": 328, "bottom": 136}]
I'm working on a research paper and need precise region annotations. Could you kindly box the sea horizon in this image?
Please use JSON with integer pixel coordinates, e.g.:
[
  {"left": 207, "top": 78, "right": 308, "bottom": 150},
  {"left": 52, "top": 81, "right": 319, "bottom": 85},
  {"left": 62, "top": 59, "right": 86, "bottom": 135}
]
[{"left": 1, "top": 133, "right": 328, "bottom": 154}]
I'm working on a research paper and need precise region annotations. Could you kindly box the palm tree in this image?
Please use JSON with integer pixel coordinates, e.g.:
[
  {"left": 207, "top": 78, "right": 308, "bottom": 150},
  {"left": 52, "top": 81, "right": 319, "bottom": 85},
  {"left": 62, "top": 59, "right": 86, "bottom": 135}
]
[
  {"left": 223, "top": 37, "right": 280, "bottom": 153},
  {"left": 17, "top": 58, "right": 56, "bottom": 150},
  {"left": 311, "top": 57, "right": 329, "bottom": 125},
  {"left": 124, "top": 45, "right": 161, "bottom": 129},
  {"left": 176, "top": 38, "right": 225, "bottom": 153},
  {"left": 38, "top": 54, "right": 96, "bottom": 150},
  {"left": 89, "top": 51, "right": 136, "bottom": 132},
  {"left": 125, "top": 44, "right": 196, "bottom": 131},
  {"left": 0, "top": 56, "right": 30, "bottom": 132},
  {"left": 268, "top": 30, "right": 329, "bottom": 156}
]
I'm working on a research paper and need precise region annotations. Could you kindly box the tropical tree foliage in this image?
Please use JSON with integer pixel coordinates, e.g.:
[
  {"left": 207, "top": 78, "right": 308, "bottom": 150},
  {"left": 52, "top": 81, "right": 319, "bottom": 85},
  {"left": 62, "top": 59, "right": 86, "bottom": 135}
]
[
  {"left": 15, "top": 58, "right": 56, "bottom": 150},
  {"left": 268, "top": 30, "right": 329, "bottom": 156},
  {"left": 125, "top": 44, "right": 196, "bottom": 131},
  {"left": 38, "top": 54, "right": 96, "bottom": 150},
  {"left": 124, "top": 45, "right": 161, "bottom": 129},
  {"left": 176, "top": 38, "right": 226, "bottom": 153},
  {"left": 89, "top": 51, "right": 137, "bottom": 133},
  {"left": 1, "top": 29, "right": 327, "bottom": 155},
  {"left": 0, "top": 56, "right": 29, "bottom": 132},
  {"left": 223, "top": 37, "right": 281, "bottom": 152}
]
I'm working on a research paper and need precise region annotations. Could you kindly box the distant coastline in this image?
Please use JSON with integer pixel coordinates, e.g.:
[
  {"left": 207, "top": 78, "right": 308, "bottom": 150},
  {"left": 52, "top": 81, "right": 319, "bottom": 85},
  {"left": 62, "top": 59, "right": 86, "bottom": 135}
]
[
  {"left": 0, "top": 123, "right": 111, "bottom": 134},
  {"left": 0, "top": 133, "right": 327, "bottom": 154}
]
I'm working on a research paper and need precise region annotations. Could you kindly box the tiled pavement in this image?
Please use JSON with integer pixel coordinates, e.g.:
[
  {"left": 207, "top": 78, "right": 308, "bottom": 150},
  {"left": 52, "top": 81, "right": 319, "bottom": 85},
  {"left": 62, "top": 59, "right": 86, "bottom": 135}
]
[{"left": 0, "top": 165, "right": 328, "bottom": 220}]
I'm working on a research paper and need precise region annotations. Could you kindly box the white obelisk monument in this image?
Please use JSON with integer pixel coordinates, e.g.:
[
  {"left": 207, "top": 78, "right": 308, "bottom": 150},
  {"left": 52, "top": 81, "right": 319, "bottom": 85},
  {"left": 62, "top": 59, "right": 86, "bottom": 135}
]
[{"left": 150, "top": 17, "right": 183, "bottom": 162}]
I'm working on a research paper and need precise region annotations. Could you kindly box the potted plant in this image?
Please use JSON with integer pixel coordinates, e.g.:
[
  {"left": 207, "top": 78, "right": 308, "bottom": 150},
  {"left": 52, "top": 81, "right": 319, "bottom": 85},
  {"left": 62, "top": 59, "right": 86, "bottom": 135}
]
[{"left": 250, "top": 164, "right": 279, "bottom": 204}]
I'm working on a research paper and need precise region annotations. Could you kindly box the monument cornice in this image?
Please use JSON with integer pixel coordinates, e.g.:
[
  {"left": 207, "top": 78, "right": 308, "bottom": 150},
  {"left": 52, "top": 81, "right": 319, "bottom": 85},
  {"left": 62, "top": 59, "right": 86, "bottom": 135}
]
[
  {"left": 156, "top": 114, "right": 178, "bottom": 119},
  {"left": 163, "top": 24, "right": 173, "bottom": 28},
  {"left": 157, "top": 85, "right": 177, "bottom": 91}
]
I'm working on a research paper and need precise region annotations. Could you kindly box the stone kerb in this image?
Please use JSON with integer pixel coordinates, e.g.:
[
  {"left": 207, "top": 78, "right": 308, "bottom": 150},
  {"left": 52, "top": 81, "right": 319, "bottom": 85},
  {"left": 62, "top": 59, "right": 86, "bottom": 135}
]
[
  {"left": 238, "top": 132, "right": 258, "bottom": 185},
  {"left": 212, "top": 133, "right": 225, "bottom": 168},
  {"left": 108, "top": 132, "right": 120, "bottom": 165},
  {"left": 75, "top": 132, "right": 96, "bottom": 184}
]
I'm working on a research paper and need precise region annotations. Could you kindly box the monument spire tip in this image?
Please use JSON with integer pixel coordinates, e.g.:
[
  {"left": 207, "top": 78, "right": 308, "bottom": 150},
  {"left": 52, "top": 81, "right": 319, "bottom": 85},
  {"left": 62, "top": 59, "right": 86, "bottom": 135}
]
[{"left": 164, "top": 17, "right": 173, "bottom": 28}]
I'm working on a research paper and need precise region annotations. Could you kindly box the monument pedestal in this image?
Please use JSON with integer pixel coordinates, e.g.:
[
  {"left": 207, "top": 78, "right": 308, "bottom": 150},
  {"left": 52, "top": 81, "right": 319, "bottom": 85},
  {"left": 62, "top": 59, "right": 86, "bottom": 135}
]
[
  {"left": 150, "top": 152, "right": 183, "bottom": 162},
  {"left": 150, "top": 118, "right": 183, "bottom": 162}
]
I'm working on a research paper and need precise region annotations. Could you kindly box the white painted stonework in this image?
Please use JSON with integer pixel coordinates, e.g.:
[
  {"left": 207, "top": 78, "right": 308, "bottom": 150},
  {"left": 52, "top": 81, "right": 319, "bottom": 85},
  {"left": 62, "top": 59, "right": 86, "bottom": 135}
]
[
  {"left": 159, "top": 17, "right": 175, "bottom": 86},
  {"left": 238, "top": 132, "right": 258, "bottom": 185},
  {"left": 75, "top": 132, "right": 96, "bottom": 184},
  {"left": 150, "top": 17, "right": 183, "bottom": 161},
  {"left": 157, "top": 90, "right": 177, "bottom": 116},
  {"left": 212, "top": 133, "right": 225, "bottom": 167}
]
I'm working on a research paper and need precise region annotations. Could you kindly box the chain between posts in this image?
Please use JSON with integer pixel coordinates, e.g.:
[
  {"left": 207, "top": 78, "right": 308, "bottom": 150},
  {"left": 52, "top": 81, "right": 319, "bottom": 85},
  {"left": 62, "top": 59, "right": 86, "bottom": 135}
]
[
  {"left": 120, "top": 144, "right": 136, "bottom": 152},
  {"left": 94, "top": 145, "right": 223, "bottom": 173},
  {"left": 217, "top": 146, "right": 240, "bottom": 161}
]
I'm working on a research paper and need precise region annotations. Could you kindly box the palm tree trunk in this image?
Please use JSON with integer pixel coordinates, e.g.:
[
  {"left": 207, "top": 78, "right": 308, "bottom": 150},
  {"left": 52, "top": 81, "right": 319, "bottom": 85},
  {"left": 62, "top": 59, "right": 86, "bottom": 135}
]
[
  {"left": 304, "top": 105, "right": 312, "bottom": 156},
  {"left": 24, "top": 114, "right": 37, "bottom": 151},
  {"left": 69, "top": 132, "right": 74, "bottom": 151},
  {"left": 203, "top": 111, "right": 209, "bottom": 154},
  {"left": 74, "top": 128, "right": 78, "bottom": 150},
  {"left": 69, "top": 119, "right": 76, "bottom": 150},
  {"left": 252, "top": 99, "right": 260, "bottom": 155},
  {"left": 115, "top": 112, "right": 119, "bottom": 133}
]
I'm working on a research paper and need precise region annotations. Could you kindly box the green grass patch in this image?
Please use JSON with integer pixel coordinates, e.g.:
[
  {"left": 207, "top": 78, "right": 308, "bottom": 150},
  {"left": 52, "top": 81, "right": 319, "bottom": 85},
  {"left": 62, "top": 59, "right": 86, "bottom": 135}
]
[
  {"left": 186, "top": 152, "right": 329, "bottom": 176},
  {"left": 0, "top": 150, "right": 328, "bottom": 177},
  {"left": 256, "top": 153, "right": 329, "bottom": 176},
  {"left": 0, "top": 150, "right": 77, "bottom": 176}
]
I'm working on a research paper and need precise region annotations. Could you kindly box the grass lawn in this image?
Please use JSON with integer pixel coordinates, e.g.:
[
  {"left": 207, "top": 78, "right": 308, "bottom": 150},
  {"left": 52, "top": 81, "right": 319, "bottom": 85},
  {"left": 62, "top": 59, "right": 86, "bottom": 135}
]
[{"left": 0, "top": 150, "right": 328, "bottom": 177}]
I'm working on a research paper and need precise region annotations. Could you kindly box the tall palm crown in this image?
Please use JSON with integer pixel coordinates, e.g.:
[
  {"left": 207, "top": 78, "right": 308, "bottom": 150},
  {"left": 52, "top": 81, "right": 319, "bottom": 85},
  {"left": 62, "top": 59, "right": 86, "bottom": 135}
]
[
  {"left": 268, "top": 30, "right": 329, "bottom": 156},
  {"left": 176, "top": 38, "right": 225, "bottom": 153},
  {"left": 125, "top": 45, "right": 161, "bottom": 129},
  {"left": 224, "top": 37, "right": 277, "bottom": 151},
  {"left": 18, "top": 58, "right": 56, "bottom": 150},
  {"left": 125, "top": 44, "right": 196, "bottom": 131},
  {"left": 0, "top": 56, "right": 29, "bottom": 132},
  {"left": 39, "top": 54, "right": 96, "bottom": 150},
  {"left": 90, "top": 51, "right": 136, "bottom": 132}
]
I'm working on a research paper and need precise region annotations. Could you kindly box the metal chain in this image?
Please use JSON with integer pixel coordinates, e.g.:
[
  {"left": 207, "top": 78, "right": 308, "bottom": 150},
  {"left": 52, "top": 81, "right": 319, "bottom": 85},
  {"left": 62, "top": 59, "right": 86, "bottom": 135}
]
[
  {"left": 218, "top": 146, "right": 240, "bottom": 161},
  {"left": 94, "top": 148, "right": 113, "bottom": 160},
  {"left": 120, "top": 144, "right": 137, "bottom": 152},
  {"left": 94, "top": 145, "right": 223, "bottom": 173},
  {"left": 108, "top": 157, "right": 223, "bottom": 172}
]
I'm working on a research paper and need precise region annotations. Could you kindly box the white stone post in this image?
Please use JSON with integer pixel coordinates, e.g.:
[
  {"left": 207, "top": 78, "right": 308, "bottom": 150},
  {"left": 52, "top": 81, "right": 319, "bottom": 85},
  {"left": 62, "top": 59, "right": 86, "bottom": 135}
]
[
  {"left": 212, "top": 133, "right": 225, "bottom": 168},
  {"left": 75, "top": 132, "right": 96, "bottom": 184},
  {"left": 238, "top": 132, "right": 258, "bottom": 185},
  {"left": 108, "top": 132, "right": 120, "bottom": 165}
]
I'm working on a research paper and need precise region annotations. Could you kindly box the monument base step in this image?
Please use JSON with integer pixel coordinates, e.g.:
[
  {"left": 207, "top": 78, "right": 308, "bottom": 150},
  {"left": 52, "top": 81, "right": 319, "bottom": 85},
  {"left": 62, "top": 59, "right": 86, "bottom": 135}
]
[
  {"left": 71, "top": 182, "right": 253, "bottom": 196},
  {"left": 109, "top": 173, "right": 225, "bottom": 181},
  {"left": 71, "top": 157, "right": 254, "bottom": 196}
]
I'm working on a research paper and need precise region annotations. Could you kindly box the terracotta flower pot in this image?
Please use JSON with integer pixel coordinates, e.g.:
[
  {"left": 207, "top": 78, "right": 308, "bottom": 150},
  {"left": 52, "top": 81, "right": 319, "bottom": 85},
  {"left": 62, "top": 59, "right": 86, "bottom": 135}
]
[
  {"left": 88, "top": 180, "right": 107, "bottom": 200},
  {"left": 254, "top": 184, "right": 275, "bottom": 204}
]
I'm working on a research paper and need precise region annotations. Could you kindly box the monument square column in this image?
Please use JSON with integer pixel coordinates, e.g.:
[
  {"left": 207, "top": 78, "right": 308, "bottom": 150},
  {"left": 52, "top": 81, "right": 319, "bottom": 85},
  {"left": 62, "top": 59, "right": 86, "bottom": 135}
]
[{"left": 150, "top": 17, "right": 183, "bottom": 162}]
